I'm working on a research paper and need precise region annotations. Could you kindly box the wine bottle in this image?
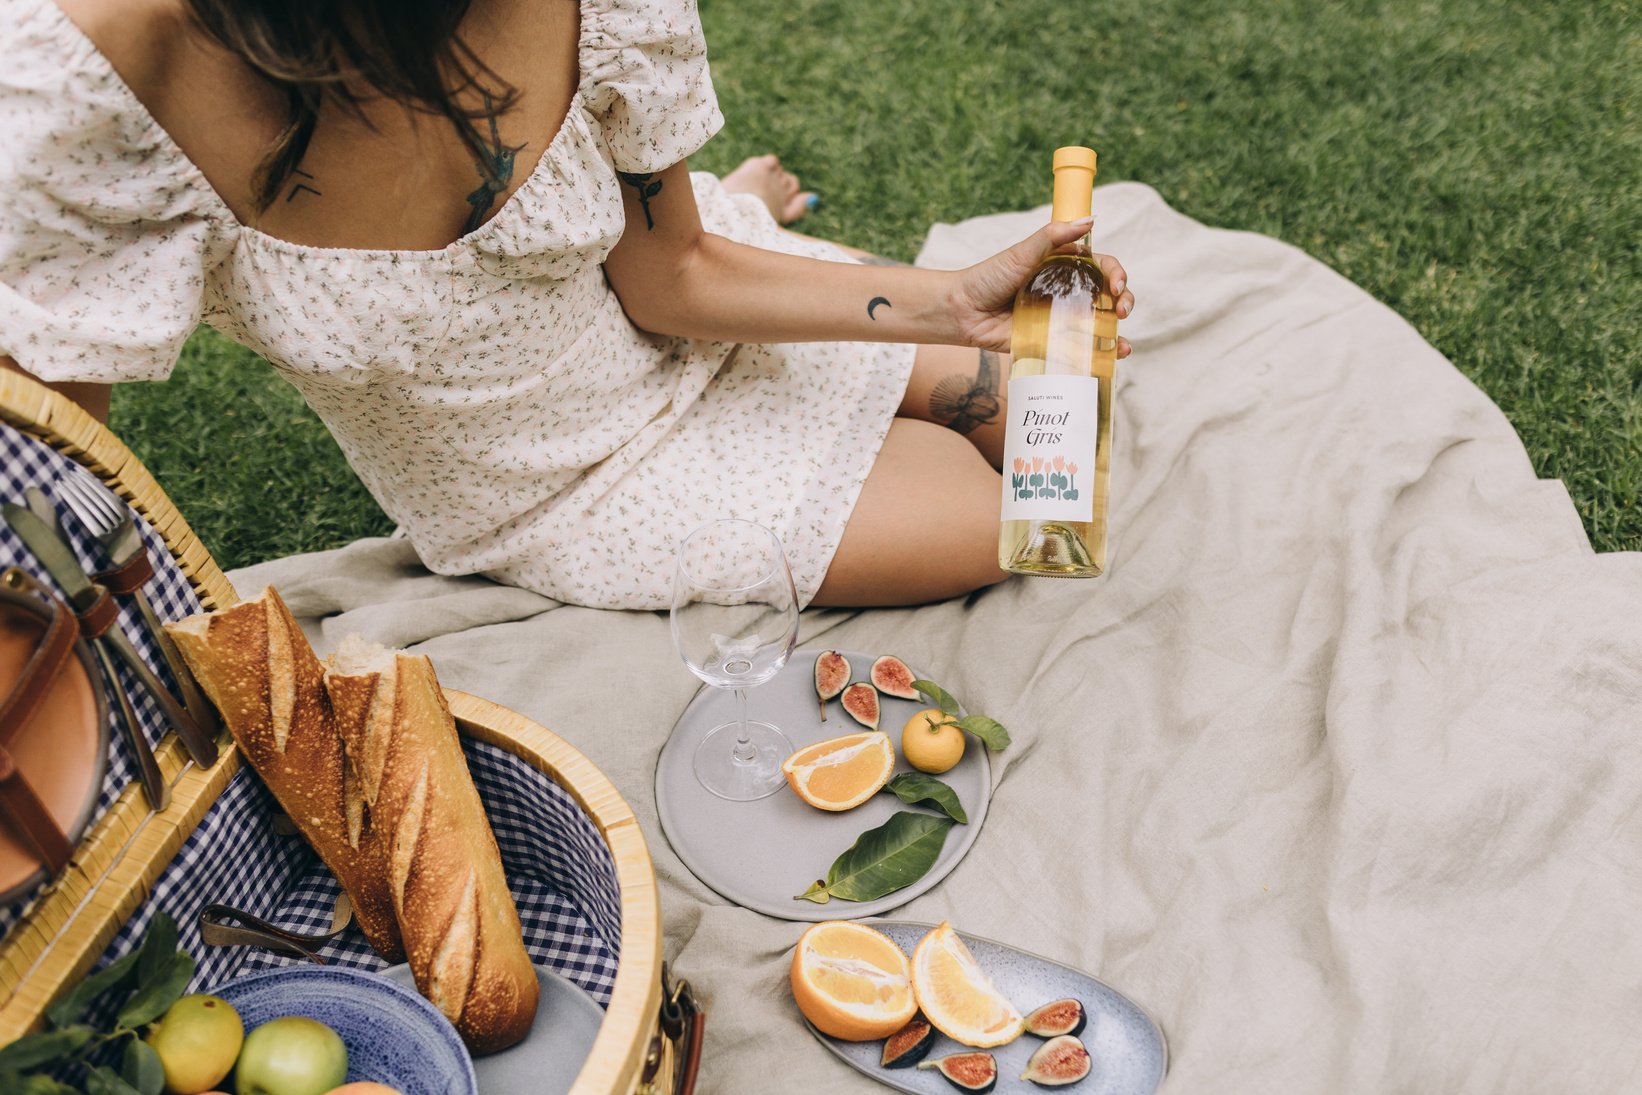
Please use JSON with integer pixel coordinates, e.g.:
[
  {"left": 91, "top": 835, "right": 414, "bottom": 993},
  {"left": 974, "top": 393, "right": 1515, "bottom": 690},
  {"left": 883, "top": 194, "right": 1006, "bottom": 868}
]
[{"left": 997, "top": 146, "right": 1117, "bottom": 578}]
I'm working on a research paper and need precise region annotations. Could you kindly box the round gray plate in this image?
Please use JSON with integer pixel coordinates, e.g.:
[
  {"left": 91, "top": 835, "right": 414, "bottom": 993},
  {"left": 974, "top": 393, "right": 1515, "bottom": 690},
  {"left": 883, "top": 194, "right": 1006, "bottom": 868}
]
[
  {"left": 808, "top": 922, "right": 1168, "bottom": 1095},
  {"left": 656, "top": 649, "right": 991, "bottom": 921},
  {"left": 382, "top": 963, "right": 603, "bottom": 1095}
]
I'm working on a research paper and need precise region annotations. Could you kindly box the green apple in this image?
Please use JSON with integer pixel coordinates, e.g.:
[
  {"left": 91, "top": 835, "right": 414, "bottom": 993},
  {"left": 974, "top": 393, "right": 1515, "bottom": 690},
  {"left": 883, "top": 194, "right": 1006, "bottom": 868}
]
[
  {"left": 233, "top": 1016, "right": 348, "bottom": 1095},
  {"left": 145, "top": 993, "right": 244, "bottom": 1094}
]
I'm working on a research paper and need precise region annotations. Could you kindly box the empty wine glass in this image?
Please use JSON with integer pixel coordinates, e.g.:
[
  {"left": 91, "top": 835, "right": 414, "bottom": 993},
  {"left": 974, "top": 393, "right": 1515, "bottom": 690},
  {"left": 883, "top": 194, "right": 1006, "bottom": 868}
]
[{"left": 670, "top": 519, "right": 800, "bottom": 801}]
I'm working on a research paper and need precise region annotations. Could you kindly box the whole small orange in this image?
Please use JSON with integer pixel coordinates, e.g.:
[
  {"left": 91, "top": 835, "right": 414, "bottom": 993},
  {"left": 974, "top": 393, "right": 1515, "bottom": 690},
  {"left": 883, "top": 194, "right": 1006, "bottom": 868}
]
[{"left": 901, "top": 708, "right": 965, "bottom": 774}]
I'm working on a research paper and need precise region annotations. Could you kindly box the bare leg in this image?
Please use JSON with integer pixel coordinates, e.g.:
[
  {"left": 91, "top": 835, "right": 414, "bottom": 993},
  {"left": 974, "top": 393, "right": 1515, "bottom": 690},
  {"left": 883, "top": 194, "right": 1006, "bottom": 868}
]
[
  {"left": 812, "top": 419, "right": 1008, "bottom": 606},
  {"left": 897, "top": 344, "right": 1010, "bottom": 468}
]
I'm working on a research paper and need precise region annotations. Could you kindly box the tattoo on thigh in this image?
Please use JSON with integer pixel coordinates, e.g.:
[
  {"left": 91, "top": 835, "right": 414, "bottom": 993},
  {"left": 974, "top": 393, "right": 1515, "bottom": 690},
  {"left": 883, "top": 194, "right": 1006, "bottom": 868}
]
[
  {"left": 618, "top": 171, "right": 664, "bottom": 230},
  {"left": 928, "top": 349, "right": 1003, "bottom": 434},
  {"left": 462, "top": 93, "right": 522, "bottom": 234},
  {"left": 285, "top": 167, "right": 321, "bottom": 203}
]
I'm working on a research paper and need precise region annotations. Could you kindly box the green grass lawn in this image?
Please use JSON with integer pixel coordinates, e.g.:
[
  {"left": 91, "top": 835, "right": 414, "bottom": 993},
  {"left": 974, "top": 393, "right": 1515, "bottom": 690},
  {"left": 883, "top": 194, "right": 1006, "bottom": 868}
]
[{"left": 112, "top": 0, "right": 1640, "bottom": 570}]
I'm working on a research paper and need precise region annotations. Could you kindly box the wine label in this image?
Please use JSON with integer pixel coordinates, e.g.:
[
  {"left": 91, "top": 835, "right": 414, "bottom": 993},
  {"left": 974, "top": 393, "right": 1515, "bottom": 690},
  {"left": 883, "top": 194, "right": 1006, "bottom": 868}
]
[{"left": 1000, "top": 374, "right": 1100, "bottom": 522}]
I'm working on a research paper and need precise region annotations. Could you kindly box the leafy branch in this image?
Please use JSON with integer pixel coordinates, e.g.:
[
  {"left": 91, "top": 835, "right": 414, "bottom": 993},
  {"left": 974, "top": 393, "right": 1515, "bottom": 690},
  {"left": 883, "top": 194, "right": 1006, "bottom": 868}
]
[{"left": 0, "top": 914, "right": 193, "bottom": 1095}]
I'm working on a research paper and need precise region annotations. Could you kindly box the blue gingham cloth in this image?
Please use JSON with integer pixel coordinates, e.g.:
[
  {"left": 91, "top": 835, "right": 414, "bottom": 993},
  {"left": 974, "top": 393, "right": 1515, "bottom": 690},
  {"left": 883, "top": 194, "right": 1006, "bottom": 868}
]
[{"left": 1, "top": 422, "right": 622, "bottom": 1016}]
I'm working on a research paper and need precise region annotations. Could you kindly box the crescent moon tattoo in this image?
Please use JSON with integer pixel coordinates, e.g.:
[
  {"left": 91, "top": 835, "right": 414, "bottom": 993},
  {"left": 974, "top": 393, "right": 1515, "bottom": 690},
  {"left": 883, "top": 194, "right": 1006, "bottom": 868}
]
[{"left": 867, "top": 296, "right": 892, "bottom": 320}]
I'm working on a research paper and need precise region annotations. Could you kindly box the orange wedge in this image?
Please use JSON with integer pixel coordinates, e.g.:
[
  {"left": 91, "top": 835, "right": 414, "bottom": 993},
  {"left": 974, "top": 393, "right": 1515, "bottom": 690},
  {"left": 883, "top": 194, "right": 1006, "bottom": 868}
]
[
  {"left": 911, "top": 922, "right": 1025, "bottom": 1047},
  {"left": 782, "top": 731, "right": 896, "bottom": 811},
  {"left": 790, "top": 921, "right": 917, "bottom": 1041}
]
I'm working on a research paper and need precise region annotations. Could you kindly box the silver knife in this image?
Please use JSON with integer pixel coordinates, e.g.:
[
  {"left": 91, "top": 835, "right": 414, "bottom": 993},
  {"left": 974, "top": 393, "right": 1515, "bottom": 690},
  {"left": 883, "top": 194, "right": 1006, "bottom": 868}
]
[
  {"left": 4, "top": 502, "right": 215, "bottom": 769},
  {"left": 2, "top": 503, "right": 169, "bottom": 810}
]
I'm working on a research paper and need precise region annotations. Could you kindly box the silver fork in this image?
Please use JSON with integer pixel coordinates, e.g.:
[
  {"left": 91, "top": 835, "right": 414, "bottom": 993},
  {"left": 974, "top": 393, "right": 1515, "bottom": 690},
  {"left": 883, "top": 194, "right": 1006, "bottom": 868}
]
[{"left": 56, "top": 467, "right": 222, "bottom": 761}]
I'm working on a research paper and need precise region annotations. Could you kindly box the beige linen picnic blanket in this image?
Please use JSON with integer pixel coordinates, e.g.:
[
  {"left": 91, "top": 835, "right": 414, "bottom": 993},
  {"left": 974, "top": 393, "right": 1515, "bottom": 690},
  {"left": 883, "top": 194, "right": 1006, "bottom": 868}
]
[{"left": 232, "top": 183, "right": 1642, "bottom": 1093}]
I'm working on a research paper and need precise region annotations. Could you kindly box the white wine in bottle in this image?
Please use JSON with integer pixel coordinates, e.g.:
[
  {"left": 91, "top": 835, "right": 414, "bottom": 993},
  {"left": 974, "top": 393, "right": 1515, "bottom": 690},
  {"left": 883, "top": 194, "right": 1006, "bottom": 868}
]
[{"left": 998, "top": 146, "right": 1118, "bottom": 577}]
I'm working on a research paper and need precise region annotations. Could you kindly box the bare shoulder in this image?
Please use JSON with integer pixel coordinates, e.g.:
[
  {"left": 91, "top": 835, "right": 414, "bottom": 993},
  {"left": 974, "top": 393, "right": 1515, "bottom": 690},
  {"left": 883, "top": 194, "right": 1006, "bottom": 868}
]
[{"left": 52, "top": 0, "right": 196, "bottom": 90}]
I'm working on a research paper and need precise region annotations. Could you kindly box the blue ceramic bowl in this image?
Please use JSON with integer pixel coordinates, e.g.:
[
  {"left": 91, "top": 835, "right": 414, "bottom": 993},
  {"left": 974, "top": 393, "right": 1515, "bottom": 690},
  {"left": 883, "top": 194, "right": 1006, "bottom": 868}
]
[{"left": 211, "top": 965, "right": 477, "bottom": 1095}]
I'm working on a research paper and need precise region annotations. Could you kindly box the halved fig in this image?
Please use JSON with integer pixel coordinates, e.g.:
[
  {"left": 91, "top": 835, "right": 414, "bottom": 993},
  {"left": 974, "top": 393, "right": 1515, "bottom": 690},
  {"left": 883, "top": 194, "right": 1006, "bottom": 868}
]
[
  {"left": 1023, "top": 997, "right": 1086, "bottom": 1038},
  {"left": 1021, "top": 1035, "right": 1092, "bottom": 1087},
  {"left": 917, "top": 1051, "right": 997, "bottom": 1092},
  {"left": 870, "top": 655, "right": 920, "bottom": 700},
  {"left": 815, "top": 651, "right": 850, "bottom": 721},
  {"left": 841, "top": 682, "right": 881, "bottom": 730},
  {"left": 880, "top": 1015, "right": 934, "bottom": 1069}
]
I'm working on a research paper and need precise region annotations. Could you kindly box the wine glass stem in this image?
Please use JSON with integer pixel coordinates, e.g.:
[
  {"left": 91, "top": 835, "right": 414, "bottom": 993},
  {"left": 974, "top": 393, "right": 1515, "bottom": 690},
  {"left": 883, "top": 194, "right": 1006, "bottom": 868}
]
[{"left": 731, "top": 688, "right": 756, "bottom": 764}]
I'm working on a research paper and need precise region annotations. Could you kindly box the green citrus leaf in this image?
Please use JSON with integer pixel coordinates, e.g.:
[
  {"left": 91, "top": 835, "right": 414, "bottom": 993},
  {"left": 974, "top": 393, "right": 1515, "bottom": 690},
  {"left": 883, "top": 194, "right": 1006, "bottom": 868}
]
[
  {"left": 795, "top": 880, "right": 831, "bottom": 904},
  {"left": 0, "top": 1026, "right": 95, "bottom": 1072},
  {"left": 121, "top": 1037, "right": 164, "bottom": 1095},
  {"left": 798, "top": 811, "right": 956, "bottom": 903},
  {"left": 17, "top": 1074, "right": 83, "bottom": 1095},
  {"left": 884, "top": 772, "right": 968, "bottom": 824},
  {"left": 45, "top": 950, "right": 140, "bottom": 1029},
  {"left": 135, "top": 914, "right": 179, "bottom": 988},
  {"left": 956, "top": 715, "right": 1011, "bottom": 750},
  {"left": 85, "top": 1066, "right": 143, "bottom": 1095},
  {"left": 115, "top": 952, "right": 194, "bottom": 1030},
  {"left": 911, "top": 679, "right": 962, "bottom": 717}
]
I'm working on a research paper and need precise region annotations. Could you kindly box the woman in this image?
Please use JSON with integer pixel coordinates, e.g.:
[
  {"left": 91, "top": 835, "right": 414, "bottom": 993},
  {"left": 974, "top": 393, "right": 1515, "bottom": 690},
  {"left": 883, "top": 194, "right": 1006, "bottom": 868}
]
[{"left": 0, "top": 0, "right": 1134, "bottom": 608}]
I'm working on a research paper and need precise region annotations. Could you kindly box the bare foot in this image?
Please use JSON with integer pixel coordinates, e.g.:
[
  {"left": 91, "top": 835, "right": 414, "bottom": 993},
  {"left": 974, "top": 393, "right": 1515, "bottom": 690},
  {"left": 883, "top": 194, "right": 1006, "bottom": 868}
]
[{"left": 721, "top": 154, "right": 818, "bottom": 224}]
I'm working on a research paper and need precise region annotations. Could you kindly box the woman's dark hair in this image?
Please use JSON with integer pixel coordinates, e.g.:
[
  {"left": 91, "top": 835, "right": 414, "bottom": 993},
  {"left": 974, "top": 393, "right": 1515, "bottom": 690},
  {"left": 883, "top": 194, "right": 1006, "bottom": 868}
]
[{"left": 184, "top": 0, "right": 519, "bottom": 211}]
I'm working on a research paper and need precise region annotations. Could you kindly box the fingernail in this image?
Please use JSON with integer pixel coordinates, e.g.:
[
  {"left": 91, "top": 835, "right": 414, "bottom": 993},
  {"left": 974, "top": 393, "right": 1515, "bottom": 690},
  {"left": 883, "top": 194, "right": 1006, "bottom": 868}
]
[
  {"left": 805, "top": 193, "right": 821, "bottom": 210},
  {"left": 1072, "top": 216, "right": 1094, "bottom": 228}
]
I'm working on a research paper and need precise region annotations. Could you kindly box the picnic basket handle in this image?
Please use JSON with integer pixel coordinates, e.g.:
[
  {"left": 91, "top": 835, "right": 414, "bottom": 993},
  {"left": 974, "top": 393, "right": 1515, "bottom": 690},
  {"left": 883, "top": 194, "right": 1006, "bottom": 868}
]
[{"left": 639, "top": 961, "right": 704, "bottom": 1095}]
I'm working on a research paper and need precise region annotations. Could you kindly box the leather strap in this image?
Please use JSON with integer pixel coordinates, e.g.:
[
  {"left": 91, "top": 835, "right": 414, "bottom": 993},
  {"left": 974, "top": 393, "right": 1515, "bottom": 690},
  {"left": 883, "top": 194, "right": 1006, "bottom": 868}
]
[
  {"left": 72, "top": 587, "right": 118, "bottom": 639},
  {"left": 0, "top": 569, "right": 78, "bottom": 743},
  {"left": 0, "top": 748, "right": 73, "bottom": 871},
  {"left": 0, "top": 568, "right": 81, "bottom": 872},
  {"left": 93, "top": 552, "right": 154, "bottom": 595}
]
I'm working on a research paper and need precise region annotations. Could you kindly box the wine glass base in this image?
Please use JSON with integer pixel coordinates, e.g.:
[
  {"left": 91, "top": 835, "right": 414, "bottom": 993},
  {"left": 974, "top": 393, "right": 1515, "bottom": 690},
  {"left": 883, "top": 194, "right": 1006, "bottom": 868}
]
[{"left": 693, "top": 719, "right": 793, "bottom": 802}]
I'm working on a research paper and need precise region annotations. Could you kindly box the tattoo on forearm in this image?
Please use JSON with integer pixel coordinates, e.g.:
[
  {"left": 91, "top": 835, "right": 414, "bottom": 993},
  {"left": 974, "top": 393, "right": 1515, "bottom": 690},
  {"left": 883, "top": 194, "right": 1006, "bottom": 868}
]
[
  {"left": 462, "top": 93, "right": 521, "bottom": 234},
  {"left": 285, "top": 167, "right": 321, "bottom": 203},
  {"left": 618, "top": 171, "right": 664, "bottom": 230},
  {"left": 929, "top": 349, "right": 1003, "bottom": 434},
  {"left": 867, "top": 296, "right": 892, "bottom": 320},
  {"left": 858, "top": 254, "right": 910, "bottom": 267}
]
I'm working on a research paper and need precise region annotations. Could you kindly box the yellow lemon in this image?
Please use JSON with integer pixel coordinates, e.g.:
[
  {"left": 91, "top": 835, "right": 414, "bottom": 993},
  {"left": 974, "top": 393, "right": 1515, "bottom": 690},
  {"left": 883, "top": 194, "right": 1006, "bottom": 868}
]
[
  {"left": 900, "top": 709, "right": 964, "bottom": 774},
  {"left": 145, "top": 994, "right": 243, "bottom": 1095}
]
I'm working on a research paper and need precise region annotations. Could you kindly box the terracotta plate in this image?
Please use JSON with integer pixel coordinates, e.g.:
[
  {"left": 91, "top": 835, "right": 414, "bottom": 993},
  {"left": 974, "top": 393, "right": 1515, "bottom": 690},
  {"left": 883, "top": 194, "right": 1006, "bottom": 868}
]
[{"left": 0, "top": 600, "right": 109, "bottom": 904}]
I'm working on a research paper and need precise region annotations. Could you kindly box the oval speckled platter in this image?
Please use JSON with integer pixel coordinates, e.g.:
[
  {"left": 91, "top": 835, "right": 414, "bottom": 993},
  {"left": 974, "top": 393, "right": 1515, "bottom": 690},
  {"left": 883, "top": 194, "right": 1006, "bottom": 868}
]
[
  {"left": 656, "top": 649, "right": 991, "bottom": 921},
  {"left": 807, "top": 921, "right": 1167, "bottom": 1095}
]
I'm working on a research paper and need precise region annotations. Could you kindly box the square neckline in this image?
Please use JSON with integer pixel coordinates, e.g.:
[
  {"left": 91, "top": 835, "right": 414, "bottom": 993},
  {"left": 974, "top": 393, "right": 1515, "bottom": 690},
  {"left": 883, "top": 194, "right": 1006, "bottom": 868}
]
[{"left": 42, "top": 0, "right": 596, "bottom": 261}]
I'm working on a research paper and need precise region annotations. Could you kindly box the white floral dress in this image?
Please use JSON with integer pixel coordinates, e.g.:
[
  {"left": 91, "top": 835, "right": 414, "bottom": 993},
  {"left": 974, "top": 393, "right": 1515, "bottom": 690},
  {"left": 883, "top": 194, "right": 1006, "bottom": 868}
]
[{"left": 0, "top": 0, "right": 915, "bottom": 609}]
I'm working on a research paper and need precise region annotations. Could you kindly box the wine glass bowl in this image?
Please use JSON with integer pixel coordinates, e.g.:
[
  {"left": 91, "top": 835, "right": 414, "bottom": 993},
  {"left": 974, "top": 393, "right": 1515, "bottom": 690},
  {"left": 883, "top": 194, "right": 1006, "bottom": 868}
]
[{"left": 670, "top": 520, "right": 800, "bottom": 801}]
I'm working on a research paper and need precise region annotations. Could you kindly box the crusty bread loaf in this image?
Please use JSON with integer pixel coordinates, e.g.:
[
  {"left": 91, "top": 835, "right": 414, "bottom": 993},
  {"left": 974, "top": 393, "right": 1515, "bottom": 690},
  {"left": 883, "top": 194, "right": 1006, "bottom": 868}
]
[
  {"left": 325, "top": 636, "right": 538, "bottom": 1054},
  {"left": 165, "top": 589, "right": 403, "bottom": 962}
]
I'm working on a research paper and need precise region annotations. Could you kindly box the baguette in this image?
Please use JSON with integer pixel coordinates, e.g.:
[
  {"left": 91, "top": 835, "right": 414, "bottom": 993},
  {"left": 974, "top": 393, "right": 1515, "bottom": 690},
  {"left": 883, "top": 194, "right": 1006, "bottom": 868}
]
[
  {"left": 325, "top": 636, "right": 538, "bottom": 1054},
  {"left": 165, "top": 588, "right": 403, "bottom": 962}
]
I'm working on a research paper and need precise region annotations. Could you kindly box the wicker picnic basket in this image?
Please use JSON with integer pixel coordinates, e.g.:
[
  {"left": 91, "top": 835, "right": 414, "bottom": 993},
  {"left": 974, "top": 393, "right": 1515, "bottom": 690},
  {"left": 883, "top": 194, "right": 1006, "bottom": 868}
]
[{"left": 0, "top": 370, "right": 701, "bottom": 1094}]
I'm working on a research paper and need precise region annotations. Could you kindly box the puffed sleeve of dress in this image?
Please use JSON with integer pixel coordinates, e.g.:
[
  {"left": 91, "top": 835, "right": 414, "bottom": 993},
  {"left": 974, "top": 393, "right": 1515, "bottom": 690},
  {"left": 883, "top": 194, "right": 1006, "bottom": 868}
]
[
  {"left": 0, "top": 1, "right": 231, "bottom": 383},
  {"left": 582, "top": 0, "right": 727, "bottom": 173}
]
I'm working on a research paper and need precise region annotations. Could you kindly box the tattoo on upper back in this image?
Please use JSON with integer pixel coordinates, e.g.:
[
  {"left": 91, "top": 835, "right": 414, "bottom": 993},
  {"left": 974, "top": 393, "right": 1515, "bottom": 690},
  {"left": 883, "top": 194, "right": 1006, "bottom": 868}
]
[
  {"left": 618, "top": 172, "right": 664, "bottom": 230},
  {"left": 462, "top": 93, "right": 522, "bottom": 234},
  {"left": 285, "top": 167, "right": 321, "bottom": 203},
  {"left": 929, "top": 349, "right": 1003, "bottom": 434}
]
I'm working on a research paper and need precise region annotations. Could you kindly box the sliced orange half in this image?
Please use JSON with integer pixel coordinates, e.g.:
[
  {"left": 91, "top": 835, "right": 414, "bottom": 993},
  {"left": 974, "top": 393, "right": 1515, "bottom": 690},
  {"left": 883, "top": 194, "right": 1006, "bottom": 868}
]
[
  {"left": 782, "top": 731, "right": 896, "bottom": 811},
  {"left": 911, "top": 921, "right": 1025, "bottom": 1048},
  {"left": 790, "top": 921, "right": 917, "bottom": 1041}
]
